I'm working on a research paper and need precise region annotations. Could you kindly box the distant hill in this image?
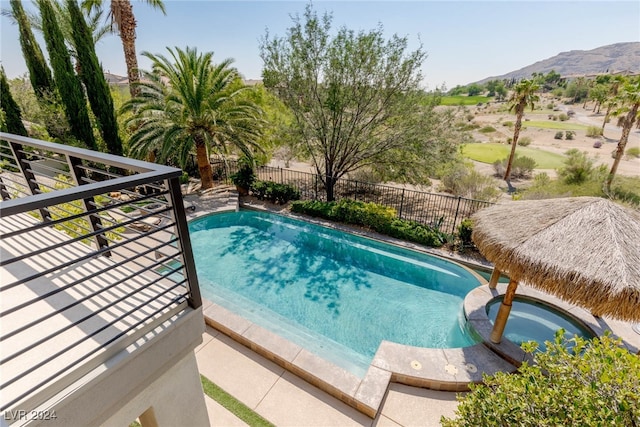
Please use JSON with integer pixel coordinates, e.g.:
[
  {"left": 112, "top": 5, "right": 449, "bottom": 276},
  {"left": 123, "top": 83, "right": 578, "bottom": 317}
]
[{"left": 476, "top": 42, "right": 640, "bottom": 84}]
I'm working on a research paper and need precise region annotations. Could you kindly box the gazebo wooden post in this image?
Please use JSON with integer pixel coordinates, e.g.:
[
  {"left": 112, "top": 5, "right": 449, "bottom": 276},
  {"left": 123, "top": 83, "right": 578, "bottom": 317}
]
[
  {"left": 490, "top": 279, "right": 519, "bottom": 343},
  {"left": 488, "top": 268, "right": 502, "bottom": 289}
]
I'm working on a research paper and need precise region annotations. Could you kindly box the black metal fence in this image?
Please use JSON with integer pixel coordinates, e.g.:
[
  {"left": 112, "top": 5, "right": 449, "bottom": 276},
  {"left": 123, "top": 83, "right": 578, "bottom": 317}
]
[{"left": 211, "top": 159, "right": 493, "bottom": 235}]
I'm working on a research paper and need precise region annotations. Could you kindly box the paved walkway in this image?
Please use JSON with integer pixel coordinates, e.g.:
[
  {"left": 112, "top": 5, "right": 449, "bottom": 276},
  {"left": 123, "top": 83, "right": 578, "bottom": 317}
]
[{"left": 196, "top": 326, "right": 461, "bottom": 427}]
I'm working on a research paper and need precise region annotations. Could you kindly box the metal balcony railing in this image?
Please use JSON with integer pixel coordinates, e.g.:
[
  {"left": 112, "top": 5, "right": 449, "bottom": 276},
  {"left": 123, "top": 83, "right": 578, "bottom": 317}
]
[{"left": 0, "top": 133, "right": 202, "bottom": 415}]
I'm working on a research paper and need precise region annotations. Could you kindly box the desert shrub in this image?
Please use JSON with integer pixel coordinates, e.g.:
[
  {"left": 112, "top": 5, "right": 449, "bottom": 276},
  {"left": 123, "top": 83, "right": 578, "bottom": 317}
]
[
  {"left": 565, "top": 131, "right": 575, "bottom": 140},
  {"left": 554, "top": 131, "right": 564, "bottom": 140},
  {"left": 457, "top": 219, "right": 474, "bottom": 249},
  {"left": 251, "top": 180, "right": 300, "bottom": 204},
  {"left": 462, "top": 122, "right": 480, "bottom": 131},
  {"left": 558, "top": 149, "right": 595, "bottom": 184},
  {"left": 493, "top": 155, "right": 537, "bottom": 179},
  {"left": 465, "top": 113, "right": 475, "bottom": 122},
  {"left": 546, "top": 102, "right": 554, "bottom": 109},
  {"left": 502, "top": 121, "right": 513, "bottom": 127},
  {"left": 440, "top": 162, "right": 501, "bottom": 202},
  {"left": 441, "top": 332, "right": 640, "bottom": 427},
  {"left": 558, "top": 113, "right": 569, "bottom": 121},
  {"left": 586, "top": 126, "right": 603, "bottom": 137},
  {"left": 517, "top": 136, "right": 532, "bottom": 146},
  {"left": 626, "top": 147, "right": 640, "bottom": 158},
  {"left": 506, "top": 137, "right": 513, "bottom": 144},
  {"left": 550, "top": 115, "right": 558, "bottom": 121},
  {"left": 290, "top": 200, "right": 446, "bottom": 247},
  {"left": 478, "top": 126, "right": 496, "bottom": 133}
]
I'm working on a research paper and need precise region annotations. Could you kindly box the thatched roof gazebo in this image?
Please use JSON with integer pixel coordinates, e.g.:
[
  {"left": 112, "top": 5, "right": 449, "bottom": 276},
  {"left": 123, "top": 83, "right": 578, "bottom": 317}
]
[{"left": 471, "top": 197, "right": 640, "bottom": 343}]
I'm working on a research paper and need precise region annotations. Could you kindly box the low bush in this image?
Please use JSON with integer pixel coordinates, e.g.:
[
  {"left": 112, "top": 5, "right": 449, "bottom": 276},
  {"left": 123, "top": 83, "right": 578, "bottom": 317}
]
[
  {"left": 251, "top": 180, "right": 300, "bottom": 204},
  {"left": 291, "top": 199, "right": 447, "bottom": 247},
  {"left": 502, "top": 121, "right": 513, "bottom": 127},
  {"left": 626, "top": 147, "right": 640, "bottom": 158},
  {"left": 554, "top": 131, "right": 564, "bottom": 139},
  {"left": 557, "top": 149, "right": 595, "bottom": 184},
  {"left": 478, "top": 126, "right": 496, "bottom": 133},
  {"left": 457, "top": 219, "right": 474, "bottom": 249},
  {"left": 517, "top": 136, "right": 532, "bottom": 146},
  {"left": 565, "top": 130, "right": 575, "bottom": 140},
  {"left": 439, "top": 162, "right": 501, "bottom": 202},
  {"left": 586, "top": 126, "right": 603, "bottom": 137},
  {"left": 493, "top": 155, "right": 537, "bottom": 179},
  {"left": 558, "top": 113, "right": 569, "bottom": 121},
  {"left": 441, "top": 332, "right": 640, "bottom": 426}
]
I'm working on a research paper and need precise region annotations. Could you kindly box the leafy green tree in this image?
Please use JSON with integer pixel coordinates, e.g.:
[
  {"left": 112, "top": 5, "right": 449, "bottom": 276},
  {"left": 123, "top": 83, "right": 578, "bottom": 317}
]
[
  {"left": 261, "top": 4, "right": 427, "bottom": 201},
  {"left": 589, "top": 82, "right": 609, "bottom": 113},
  {"left": 442, "top": 332, "right": 640, "bottom": 426},
  {"left": 565, "top": 76, "right": 590, "bottom": 104},
  {"left": 82, "top": 0, "right": 166, "bottom": 97},
  {"left": 121, "top": 47, "right": 263, "bottom": 189},
  {"left": 503, "top": 79, "right": 539, "bottom": 189},
  {"left": 466, "top": 83, "right": 482, "bottom": 97},
  {"left": 39, "top": 0, "right": 96, "bottom": 149},
  {"left": 67, "top": 0, "right": 122, "bottom": 155},
  {"left": 601, "top": 75, "right": 626, "bottom": 136},
  {"left": 0, "top": 67, "right": 28, "bottom": 136},
  {"left": 606, "top": 77, "right": 640, "bottom": 192}
]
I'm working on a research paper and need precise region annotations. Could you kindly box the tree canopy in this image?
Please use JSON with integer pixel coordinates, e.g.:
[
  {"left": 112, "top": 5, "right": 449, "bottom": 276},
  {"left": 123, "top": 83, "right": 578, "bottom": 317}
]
[{"left": 261, "top": 4, "right": 437, "bottom": 201}]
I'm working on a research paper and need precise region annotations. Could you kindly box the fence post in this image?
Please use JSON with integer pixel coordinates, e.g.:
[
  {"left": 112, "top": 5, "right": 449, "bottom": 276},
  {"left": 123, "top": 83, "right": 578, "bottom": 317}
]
[
  {"left": 452, "top": 196, "right": 462, "bottom": 235},
  {"left": 354, "top": 181, "right": 358, "bottom": 201},
  {"left": 280, "top": 167, "right": 284, "bottom": 184},
  {"left": 399, "top": 189, "right": 405, "bottom": 219}
]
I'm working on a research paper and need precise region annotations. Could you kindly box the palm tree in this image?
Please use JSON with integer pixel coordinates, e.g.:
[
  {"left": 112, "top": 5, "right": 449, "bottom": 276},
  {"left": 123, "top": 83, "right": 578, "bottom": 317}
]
[
  {"left": 605, "top": 77, "right": 640, "bottom": 192},
  {"left": 503, "top": 79, "right": 539, "bottom": 191},
  {"left": 82, "top": 0, "right": 166, "bottom": 98},
  {"left": 120, "top": 46, "right": 263, "bottom": 190}
]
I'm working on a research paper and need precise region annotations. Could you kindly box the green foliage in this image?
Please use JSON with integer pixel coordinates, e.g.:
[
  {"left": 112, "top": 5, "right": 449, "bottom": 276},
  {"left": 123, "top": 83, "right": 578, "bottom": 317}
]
[
  {"left": 558, "top": 113, "right": 569, "bottom": 121},
  {"left": 456, "top": 219, "right": 474, "bottom": 249},
  {"left": 586, "top": 126, "right": 603, "bottom": 137},
  {"left": 250, "top": 180, "right": 300, "bottom": 204},
  {"left": 493, "top": 155, "right": 537, "bottom": 179},
  {"left": 554, "top": 131, "right": 564, "bottom": 139},
  {"left": 67, "top": 0, "right": 122, "bottom": 155},
  {"left": 478, "top": 126, "right": 496, "bottom": 133},
  {"left": 517, "top": 136, "right": 532, "bottom": 146},
  {"left": 291, "top": 199, "right": 446, "bottom": 247},
  {"left": 626, "top": 147, "right": 640, "bottom": 158},
  {"left": 558, "top": 149, "right": 595, "bottom": 184},
  {"left": 439, "top": 95, "right": 492, "bottom": 106},
  {"left": 466, "top": 83, "right": 482, "bottom": 97},
  {"left": 230, "top": 164, "right": 256, "bottom": 190},
  {"left": 501, "top": 121, "right": 513, "bottom": 127},
  {"left": 262, "top": 4, "right": 437, "bottom": 200},
  {"left": 0, "top": 68, "right": 28, "bottom": 136},
  {"left": 40, "top": 0, "right": 96, "bottom": 149},
  {"left": 439, "top": 162, "right": 501, "bottom": 202},
  {"left": 462, "top": 143, "right": 565, "bottom": 169},
  {"left": 441, "top": 332, "right": 640, "bottom": 426}
]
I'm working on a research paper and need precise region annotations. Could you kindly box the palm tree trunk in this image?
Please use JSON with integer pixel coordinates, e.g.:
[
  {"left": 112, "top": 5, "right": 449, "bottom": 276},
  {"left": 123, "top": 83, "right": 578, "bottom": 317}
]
[
  {"left": 116, "top": 0, "right": 140, "bottom": 98},
  {"left": 195, "top": 138, "right": 214, "bottom": 190},
  {"left": 606, "top": 102, "right": 638, "bottom": 191},
  {"left": 503, "top": 105, "right": 523, "bottom": 187}
]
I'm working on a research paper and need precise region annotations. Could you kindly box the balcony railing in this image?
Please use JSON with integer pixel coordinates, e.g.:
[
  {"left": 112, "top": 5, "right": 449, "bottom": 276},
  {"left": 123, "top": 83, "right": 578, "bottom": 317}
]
[{"left": 0, "top": 133, "right": 201, "bottom": 416}]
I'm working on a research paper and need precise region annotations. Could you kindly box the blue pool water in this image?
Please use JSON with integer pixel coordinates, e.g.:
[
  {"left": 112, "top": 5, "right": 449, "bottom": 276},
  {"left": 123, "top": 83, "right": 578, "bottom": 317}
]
[
  {"left": 487, "top": 298, "right": 595, "bottom": 351},
  {"left": 189, "top": 210, "right": 482, "bottom": 376}
]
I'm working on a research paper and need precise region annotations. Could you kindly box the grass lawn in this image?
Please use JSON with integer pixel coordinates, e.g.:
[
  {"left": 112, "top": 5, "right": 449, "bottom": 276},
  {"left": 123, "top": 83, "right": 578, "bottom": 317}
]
[
  {"left": 522, "top": 120, "right": 591, "bottom": 131},
  {"left": 440, "top": 95, "right": 493, "bottom": 106},
  {"left": 462, "top": 143, "right": 566, "bottom": 169}
]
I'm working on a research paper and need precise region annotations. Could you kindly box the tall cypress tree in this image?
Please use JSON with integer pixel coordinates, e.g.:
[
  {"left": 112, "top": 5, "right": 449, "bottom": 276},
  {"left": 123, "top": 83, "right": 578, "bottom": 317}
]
[
  {"left": 0, "top": 68, "right": 29, "bottom": 136},
  {"left": 67, "top": 0, "right": 122, "bottom": 155},
  {"left": 39, "top": 0, "right": 96, "bottom": 150}
]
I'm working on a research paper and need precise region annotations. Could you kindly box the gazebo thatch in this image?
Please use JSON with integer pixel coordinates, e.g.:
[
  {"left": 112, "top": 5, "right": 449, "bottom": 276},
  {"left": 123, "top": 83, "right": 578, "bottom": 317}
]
[{"left": 472, "top": 197, "right": 640, "bottom": 328}]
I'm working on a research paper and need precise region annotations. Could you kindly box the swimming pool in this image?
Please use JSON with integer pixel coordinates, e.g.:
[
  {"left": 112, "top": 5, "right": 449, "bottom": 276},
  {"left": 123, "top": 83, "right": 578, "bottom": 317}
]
[{"left": 189, "top": 210, "right": 482, "bottom": 376}]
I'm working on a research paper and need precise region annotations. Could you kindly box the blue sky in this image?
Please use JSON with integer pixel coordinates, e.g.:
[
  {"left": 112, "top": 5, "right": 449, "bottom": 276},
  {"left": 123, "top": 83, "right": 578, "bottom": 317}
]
[{"left": 1, "top": 1, "right": 639, "bottom": 90}]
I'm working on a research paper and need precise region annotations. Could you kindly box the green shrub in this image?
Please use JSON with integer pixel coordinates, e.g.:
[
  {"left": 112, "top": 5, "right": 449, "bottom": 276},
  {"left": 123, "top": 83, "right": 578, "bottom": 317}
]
[
  {"left": 478, "top": 126, "right": 496, "bottom": 133},
  {"left": 457, "top": 219, "right": 474, "bottom": 249},
  {"left": 179, "top": 171, "right": 190, "bottom": 184},
  {"left": 626, "top": 147, "right": 640, "bottom": 158},
  {"left": 517, "top": 136, "right": 532, "bottom": 146},
  {"left": 586, "top": 126, "right": 603, "bottom": 137},
  {"left": 554, "top": 131, "right": 564, "bottom": 139},
  {"left": 565, "top": 130, "right": 575, "bottom": 140},
  {"left": 290, "top": 199, "right": 446, "bottom": 247},
  {"left": 440, "top": 162, "right": 501, "bottom": 202},
  {"left": 230, "top": 165, "right": 256, "bottom": 192},
  {"left": 502, "top": 121, "right": 513, "bottom": 127},
  {"left": 558, "top": 149, "right": 595, "bottom": 184},
  {"left": 251, "top": 180, "right": 300, "bottom": 204},
  {"left": 441, "top": 332, "right": 640, "bottom": 427},
  {"left": 558, "top": 113, "right": 569, "bottom": 121},
  {"left": 493, "top": 155, "right": 537, "bottom": 179}
]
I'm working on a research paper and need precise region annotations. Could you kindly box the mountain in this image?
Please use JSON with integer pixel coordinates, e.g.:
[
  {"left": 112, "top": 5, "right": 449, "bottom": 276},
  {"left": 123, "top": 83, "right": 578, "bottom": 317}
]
[{"left": 476, "top": 42, "right": 640, "bottom": 84}]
